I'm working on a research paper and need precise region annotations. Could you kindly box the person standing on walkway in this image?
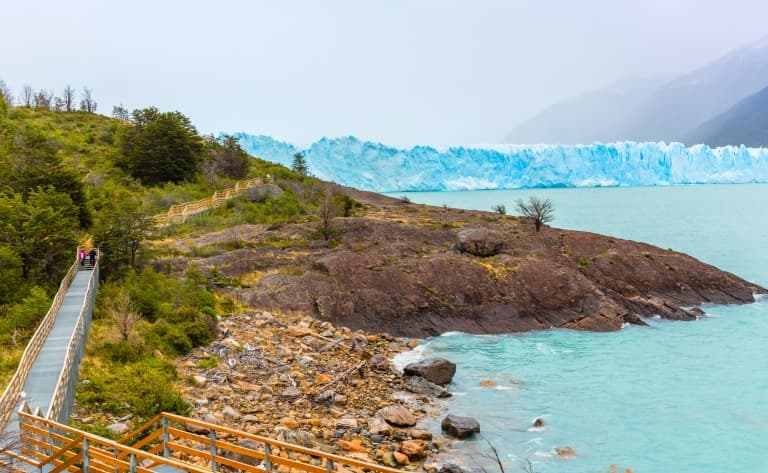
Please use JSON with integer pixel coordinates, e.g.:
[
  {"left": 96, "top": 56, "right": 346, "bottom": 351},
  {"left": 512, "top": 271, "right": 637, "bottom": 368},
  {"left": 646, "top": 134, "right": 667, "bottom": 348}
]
[
  {"left": 88, "top": 248, "right": 96, "bottom": 266},
  {"left": 79, "top": 249, "right": 86, "bottom": 266}
]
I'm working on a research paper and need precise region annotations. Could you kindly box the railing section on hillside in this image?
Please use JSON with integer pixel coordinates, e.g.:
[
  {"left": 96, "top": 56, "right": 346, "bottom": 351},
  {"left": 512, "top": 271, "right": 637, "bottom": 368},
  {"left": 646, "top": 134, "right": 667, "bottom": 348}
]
[
  {"left": 151, "top": 176, "right": 270, "bottom": 226},
  {"left": 0, "top": 254, "right": 81, "bottom": 432}
]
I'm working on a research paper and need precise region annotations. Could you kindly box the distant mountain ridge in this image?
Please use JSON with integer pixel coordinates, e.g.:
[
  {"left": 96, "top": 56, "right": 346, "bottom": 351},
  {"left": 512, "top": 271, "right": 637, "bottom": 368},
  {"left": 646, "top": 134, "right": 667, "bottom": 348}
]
[
  {"left": 686, "top": 85, "right": 768, "bottom": 147},
  {"left": 503, "top": 77, "right": 661, "bottom": 145},
  {"left": 504, "top": 36, "right": 768, "bottom": 145}
]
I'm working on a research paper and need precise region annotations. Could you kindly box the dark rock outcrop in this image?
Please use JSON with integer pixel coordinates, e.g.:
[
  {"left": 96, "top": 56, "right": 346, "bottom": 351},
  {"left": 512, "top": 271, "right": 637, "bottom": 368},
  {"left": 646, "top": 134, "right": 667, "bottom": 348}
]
[
  {"left": 441, "top": 414, "right": 480, "bottom": 439},
  {"left": 403, "top": 359, "right": 456, "bottom": 385}
]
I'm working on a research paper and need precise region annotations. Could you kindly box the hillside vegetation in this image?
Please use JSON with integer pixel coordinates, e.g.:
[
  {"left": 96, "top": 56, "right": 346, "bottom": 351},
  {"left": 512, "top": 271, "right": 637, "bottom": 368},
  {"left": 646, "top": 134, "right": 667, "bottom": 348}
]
[{"left": 0, "top": 97, "right": 339, "bottom": 428}]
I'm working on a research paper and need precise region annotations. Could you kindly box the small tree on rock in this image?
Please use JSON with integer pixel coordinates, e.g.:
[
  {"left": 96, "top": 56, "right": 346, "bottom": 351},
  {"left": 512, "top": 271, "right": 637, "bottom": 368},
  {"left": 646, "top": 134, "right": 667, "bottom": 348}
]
[{"left": 516, "top": 196, "right": 554, "bottom": 232}]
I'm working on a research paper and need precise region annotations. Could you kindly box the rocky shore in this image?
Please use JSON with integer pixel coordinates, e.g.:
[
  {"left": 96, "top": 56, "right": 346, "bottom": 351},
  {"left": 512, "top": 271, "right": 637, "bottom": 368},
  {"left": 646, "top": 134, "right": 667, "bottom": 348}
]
[
  {"left": 145, "top": 190, "right": 766, "bottom": 470},
  {"left": 174, "top": 310, "right": 471, "bottom": 470}
]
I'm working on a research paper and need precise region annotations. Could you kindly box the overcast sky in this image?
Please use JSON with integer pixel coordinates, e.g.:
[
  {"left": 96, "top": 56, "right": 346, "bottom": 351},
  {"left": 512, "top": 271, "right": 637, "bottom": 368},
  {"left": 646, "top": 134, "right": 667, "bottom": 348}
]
[{"left": 1, "top": 0, "right": 766, "bottom": 144}]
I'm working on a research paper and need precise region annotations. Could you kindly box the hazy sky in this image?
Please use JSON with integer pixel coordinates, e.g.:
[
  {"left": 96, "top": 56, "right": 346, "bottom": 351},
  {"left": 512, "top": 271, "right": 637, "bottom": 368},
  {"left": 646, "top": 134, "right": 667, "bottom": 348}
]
[{"left": 1, "top": 0, "right": 766, "bottom": 144}]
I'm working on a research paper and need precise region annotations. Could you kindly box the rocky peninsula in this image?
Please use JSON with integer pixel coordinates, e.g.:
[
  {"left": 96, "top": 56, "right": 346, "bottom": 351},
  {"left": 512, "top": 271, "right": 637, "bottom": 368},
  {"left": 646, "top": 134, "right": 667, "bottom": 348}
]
[{"left": 164, "top": 187, "right": 765, "bottom": 337}]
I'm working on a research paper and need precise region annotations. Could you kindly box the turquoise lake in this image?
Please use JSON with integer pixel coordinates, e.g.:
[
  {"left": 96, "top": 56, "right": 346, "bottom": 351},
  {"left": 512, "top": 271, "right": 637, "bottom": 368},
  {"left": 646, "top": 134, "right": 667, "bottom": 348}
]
[{"left": 387, "top": 184, "right": 768, "bottom": 473}]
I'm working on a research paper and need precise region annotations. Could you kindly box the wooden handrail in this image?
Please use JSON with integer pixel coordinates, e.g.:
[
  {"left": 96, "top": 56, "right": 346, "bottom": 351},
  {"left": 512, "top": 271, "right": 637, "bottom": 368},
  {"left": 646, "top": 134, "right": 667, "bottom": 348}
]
[{"left": 151, "top": 176, "right": 270, "bottom": 226}]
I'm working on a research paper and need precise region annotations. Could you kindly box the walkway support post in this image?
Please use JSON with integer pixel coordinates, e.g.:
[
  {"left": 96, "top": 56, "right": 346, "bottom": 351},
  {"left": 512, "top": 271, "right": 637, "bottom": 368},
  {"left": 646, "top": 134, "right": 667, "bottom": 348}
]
[
  {"left": 82, "top": 438, "right": 90, "bottom": 472},
  {"left": 209, "top": 429, "right": 218, "bottom": 472},
  {"left": 161, "top": 417, "right": 170, "bottom": 458},
  {"left": 264, "top": 443, "right": 272, "bottom": 473}
]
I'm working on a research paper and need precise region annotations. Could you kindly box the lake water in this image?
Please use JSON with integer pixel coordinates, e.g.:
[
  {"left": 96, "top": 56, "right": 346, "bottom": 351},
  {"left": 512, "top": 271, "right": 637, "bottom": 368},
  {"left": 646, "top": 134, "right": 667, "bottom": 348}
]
[{"left": 387, "top": 185, "right": 768, "bottom": 473}]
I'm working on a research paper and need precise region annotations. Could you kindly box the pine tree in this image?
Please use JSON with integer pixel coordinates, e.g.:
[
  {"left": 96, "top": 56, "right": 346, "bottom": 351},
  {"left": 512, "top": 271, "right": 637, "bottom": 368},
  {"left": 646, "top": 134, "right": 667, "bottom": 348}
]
[{"left": 291, "top": 152, "right": 308, "bottom": 175}]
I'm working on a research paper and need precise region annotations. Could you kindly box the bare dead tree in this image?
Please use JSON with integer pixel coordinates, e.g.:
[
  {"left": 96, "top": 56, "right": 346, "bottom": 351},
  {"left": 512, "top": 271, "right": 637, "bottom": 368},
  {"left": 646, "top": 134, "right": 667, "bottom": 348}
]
[
  {"left": 317, "top": 186, "right": 338, "bottom": 241},
  {"left": 515, "top": 196, "right": 554, "bottom": 232},
  {"left": 33, "top": 89, "right": 53, "bottom": 109},
  {"left": 21, "top": 85, "right": 33, "bottom": 107},
  {"left": 107, "top": 290, "right": 141, "bottom": 342},
  {"left": 79, "top": 86, "right": 97, "bottom": 112},
  {"left": 62, "top": 85, "right": 76, "bottom": 112},
  {"left": 0, "top": 80, "right": 14, "bottom": 104}
]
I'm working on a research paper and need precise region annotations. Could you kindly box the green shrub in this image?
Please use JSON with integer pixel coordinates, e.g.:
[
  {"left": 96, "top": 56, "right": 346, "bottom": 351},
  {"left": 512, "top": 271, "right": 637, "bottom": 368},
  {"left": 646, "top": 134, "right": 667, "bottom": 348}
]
[
  {"left": 77, "top": 357, "right": 190, "bottom": 421},
  {"left": 181, "top": 321, "right": 213, "bottom": 347},
  {"left": 101, "top": 340, "right": 145, "bottom": 363}
]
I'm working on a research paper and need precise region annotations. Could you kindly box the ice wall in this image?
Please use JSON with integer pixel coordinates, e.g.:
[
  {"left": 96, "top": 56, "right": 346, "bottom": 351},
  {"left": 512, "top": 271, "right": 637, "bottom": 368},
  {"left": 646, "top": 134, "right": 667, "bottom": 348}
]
[{"left": 233, "top": 133, "right": 768, "bottom": 192}]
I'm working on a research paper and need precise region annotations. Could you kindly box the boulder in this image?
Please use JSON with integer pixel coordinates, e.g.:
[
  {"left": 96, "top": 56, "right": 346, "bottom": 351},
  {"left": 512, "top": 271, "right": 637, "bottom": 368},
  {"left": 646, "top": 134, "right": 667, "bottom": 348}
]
[
  {"left": 456, "top": 228, "right": 505, "bottom": 257},
  {"left": 400, "top": 440, "right": 427, "bottom": 459},
  {"left": 107, "top": 423, "right": 129, "bottom": 435},
  {"left": 554, "top": 446, "right": 576, "bottom": 457},
  {"left": 393, "top": 451, "right": 410, "bottom": 465},
  {"left": 403, "top": 375, "right": 451, "bottom": 398},
  {"left": 403, "top": 358, "right": 456, "bottom": 385},
  {"left": 439, "top": 464, "right": 466, "bottom": 473},
  {"left": 247, "top": 184, "right": 284, "bottom": 202},
  {"left": 409, "top": 429, "right": 433, "bottom": 441},
  {"left": 279, "top": 417, "right": 300, "bottom": 429},
  {"left": 281, "top": 386, "right": 302, "bottom": 401},
  {"left": 368, "top": 415, "right": 394, "bottom": 435},
  {"left": 369, "top": 353, "right": 390, "bottom": 371},
  {"left": 222, "top": 439, "right": 262, "bottom": 467},
  {"left": 441, "top": 415, "right": 480, "bottom": 439},
  {"left": 376, "top": 405, "right": 417, "bottom": 427},
  {"left": 220, "top": 406, "right": 239, "bottom": 420},
  {"left": 277, "top": 429, "right": 316, "bottom": 448}
]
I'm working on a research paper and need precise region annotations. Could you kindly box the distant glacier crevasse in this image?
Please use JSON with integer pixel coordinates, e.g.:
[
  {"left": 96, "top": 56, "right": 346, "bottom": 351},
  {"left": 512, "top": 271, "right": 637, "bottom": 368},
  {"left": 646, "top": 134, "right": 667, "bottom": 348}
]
[{"left": 233, "top": 133, "right": 768, "bottom": 192}]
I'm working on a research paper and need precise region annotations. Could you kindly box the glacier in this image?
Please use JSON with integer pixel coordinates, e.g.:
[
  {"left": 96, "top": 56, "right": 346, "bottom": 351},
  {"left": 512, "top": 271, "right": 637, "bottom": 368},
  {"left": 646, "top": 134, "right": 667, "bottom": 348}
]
[{"left": 233, "top": 133, "right": 768, "bottom": 192}]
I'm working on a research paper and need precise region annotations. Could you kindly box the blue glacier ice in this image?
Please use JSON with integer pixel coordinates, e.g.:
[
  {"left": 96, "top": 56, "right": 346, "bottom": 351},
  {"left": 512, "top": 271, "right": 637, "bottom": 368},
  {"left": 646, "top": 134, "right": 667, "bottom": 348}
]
[{"left": 233, "top": 133, "right": 768, "bottom": 192}]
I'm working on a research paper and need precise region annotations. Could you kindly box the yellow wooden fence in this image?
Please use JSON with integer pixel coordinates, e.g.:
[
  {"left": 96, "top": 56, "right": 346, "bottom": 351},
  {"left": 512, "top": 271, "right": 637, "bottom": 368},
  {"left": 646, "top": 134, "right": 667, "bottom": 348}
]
[{"left": 150, "top": 177, "right": 270, "bottom": 226}]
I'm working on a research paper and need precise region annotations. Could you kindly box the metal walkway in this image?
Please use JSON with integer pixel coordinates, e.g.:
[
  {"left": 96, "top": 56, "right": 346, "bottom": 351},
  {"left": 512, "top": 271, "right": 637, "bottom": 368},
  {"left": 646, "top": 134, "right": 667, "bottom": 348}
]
[{"left": 20, "top": 268, "right": 94, "bottom": 419}]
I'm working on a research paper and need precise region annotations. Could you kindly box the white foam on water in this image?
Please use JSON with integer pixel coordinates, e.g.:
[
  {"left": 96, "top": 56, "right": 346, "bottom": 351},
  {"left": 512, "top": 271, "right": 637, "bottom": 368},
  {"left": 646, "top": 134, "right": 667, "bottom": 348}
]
[
  {"left": 392, "top": 343, "right": 427, "bottom": 371},
  {"left": 440, "top": 331, "right": 466, "bottom": 337}
]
